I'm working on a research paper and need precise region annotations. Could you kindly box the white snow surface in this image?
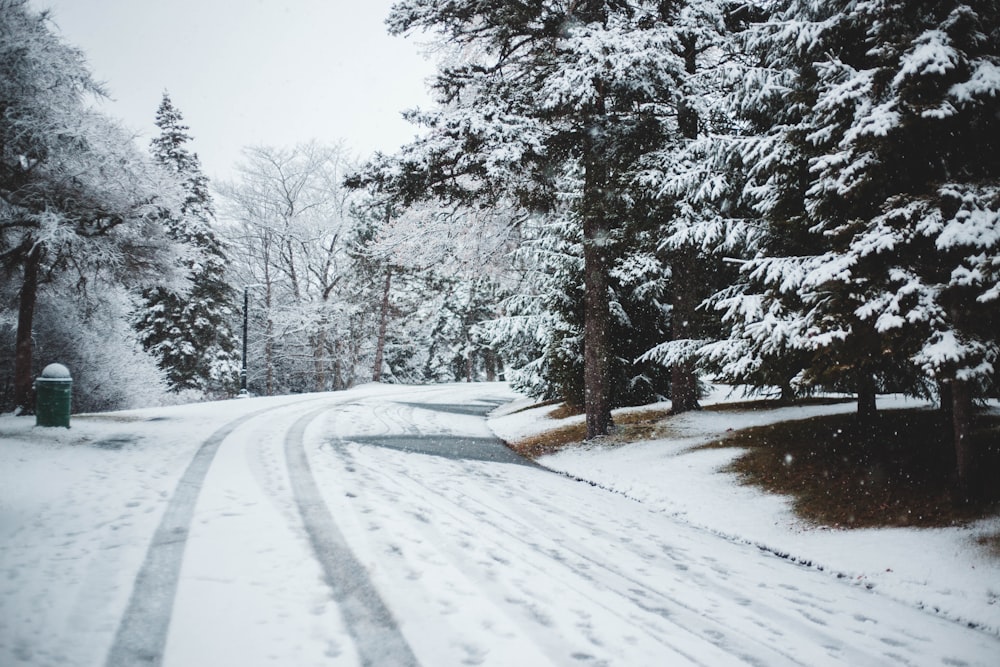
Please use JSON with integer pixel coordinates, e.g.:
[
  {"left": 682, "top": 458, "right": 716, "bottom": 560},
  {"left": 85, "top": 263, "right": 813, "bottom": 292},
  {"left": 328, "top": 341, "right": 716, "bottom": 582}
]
[
  {"left": 491, "top": 387, "right": 1000, "bottom": 639},
  {"left": 1, "top": 382, "right": 998, "bottom": 666}
]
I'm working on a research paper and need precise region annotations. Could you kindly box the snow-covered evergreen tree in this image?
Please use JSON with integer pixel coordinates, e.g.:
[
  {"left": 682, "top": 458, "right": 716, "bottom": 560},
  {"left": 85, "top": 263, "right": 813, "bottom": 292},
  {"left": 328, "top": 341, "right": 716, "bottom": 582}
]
[
  {"left": 630, "top": 1, "right": 761, "bottom": 410},
  {"left": 478, "top": 194, "right": 673, "bottom": 408},
  {"left": 135, "top": 93, "right": 240, "bottom": 395},
  {"left": 717, "top": 0, "right": 1000, "bottom": 498},
  {"left": 349, "top": 194, "right": 517, "bottom": 384},
  {"left": 356, "top": 1, "right": 701, "bottom": 436},
  {"left": 1, "top": 1, "right": 184, "bottom": 412},
  {"left": 651, "top": 0, "right": 820, "bottom": 402}
]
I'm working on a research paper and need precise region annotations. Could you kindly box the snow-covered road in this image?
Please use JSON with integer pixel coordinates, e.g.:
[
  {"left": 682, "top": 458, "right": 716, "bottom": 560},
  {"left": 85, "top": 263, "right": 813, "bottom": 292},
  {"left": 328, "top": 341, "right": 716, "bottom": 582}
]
[{"left": 2, "top": 383, "right": 998, "bottom": 666}]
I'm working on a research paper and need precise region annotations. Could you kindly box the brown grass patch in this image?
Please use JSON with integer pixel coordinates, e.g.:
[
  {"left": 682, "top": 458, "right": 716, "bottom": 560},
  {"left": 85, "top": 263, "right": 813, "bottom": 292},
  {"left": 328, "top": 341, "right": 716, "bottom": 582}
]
[
  {"left": 512, "top": 396, "right": 854, "bottom": 458},
  {"left": 511, "top": 395, "right": 855, "bottom": 459},
  {"left": 510, "top": 421, "right": 589, "bottom": 459},
  {"left": 511, "top": 399, "right": 1000, "bottom": 537},
  {"left": 704, "top": 409, "right": 1000, "bottom": 529},
  {"left": 509, "top": 406, "right": 675, "bottom": 459},
  {"left": 977, "top": 532, "right": 1000, "bottom": 559},
  {"left": 503, "top": 398, "right": 563, "bottom": 416},
  {"left": 702, "top": 396, "right": 855, "bottom": 413},
  {"left": 547, "top": 403, "right": 584, "bottom": 420},
  {"left": 512, "top": 398, "right": 1000, "bottom": 536}
]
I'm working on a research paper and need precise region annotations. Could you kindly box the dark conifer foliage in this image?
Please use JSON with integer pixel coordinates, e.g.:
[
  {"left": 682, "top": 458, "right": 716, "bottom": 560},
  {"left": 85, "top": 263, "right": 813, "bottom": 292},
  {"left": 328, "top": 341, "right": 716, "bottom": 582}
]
[
  {"left": 715, "top": 0, "right": 1000, "bottom": 499},
  {"left": 366, "top": 0, "right": 998, "bottom": 498},
  {"left": 136, "top": 93, "right": 239, "bottom": 394},
  {"left": 1, "top": 1, "right": 181, "bottom": 412},
  {"left": 359, "top": 0, "right": 720, "bottom": 436}
]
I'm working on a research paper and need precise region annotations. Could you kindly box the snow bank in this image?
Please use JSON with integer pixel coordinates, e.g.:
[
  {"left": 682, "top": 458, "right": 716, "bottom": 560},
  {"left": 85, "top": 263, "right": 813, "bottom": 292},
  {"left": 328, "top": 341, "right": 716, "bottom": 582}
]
[{"left": 489, "top": 389, "right": 1000, "bottom": 637}]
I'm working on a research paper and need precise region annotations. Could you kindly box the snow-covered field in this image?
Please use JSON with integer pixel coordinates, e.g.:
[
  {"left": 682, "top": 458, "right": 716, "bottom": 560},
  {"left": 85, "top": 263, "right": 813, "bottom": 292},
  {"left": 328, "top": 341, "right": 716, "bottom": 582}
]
[
  {"left": 490, "top": 386, "right": 1000, "bottom": 639},
  {"left": 1, "top": 382, "right": 998, "bottom": 666}
]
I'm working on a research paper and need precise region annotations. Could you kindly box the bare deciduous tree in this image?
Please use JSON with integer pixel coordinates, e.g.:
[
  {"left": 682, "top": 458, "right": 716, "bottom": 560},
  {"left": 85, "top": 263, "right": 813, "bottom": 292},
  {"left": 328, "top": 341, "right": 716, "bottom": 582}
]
[{"left": 217, "top": 142, "right": 362, "bottom": 394}]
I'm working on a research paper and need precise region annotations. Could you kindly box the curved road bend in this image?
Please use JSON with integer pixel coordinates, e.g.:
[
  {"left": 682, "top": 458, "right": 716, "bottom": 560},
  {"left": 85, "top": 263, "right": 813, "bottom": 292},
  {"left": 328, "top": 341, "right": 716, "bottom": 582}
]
[
  {"left": 106, "top": 384, "right": 999, "bottom": 666},
  {"left": 104, "top": 397, "right": 342, "bottom": 666}
]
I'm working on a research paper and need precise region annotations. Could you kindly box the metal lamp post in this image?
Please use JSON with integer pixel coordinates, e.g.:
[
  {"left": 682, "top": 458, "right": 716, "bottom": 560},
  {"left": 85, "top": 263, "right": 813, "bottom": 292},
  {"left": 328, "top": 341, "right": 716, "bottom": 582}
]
[{"left": 240, "top": 283, "right": 265, "bottom": 396}]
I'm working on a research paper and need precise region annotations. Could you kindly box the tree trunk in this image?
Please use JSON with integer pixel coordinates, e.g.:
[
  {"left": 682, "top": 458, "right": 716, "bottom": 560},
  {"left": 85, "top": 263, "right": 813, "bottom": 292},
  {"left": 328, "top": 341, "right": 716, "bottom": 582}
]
[
  {"left": 668, "top": 34, "right": 702, "bottom": 416},
  {"left": 856, "top": 369, "right": 877, "bottom": 425},
  {"left": 264, "top": 283, "right": 274, "bottom": 396},
  {"left": 240, "top": 287, "right": 250, "bottom": 393},
  {"left": 778, "top": 380, "right": 795, "bottom": 405},
  {"left": 465, "top": 343, "right": 474, "bottom": 382},
  {"left": 333, "top": 356, "right": 344, "bottom": 391},
  {"left": 669, "top": 246, "right": 701, "bottom": 414},
  {"left": 464, "top": 281, "right": 477, "bottom": 382},
  {"left": 372, "top": 268, "right": 392, "bottom": 382},
  {"left": 485, "top": 349, "right": 497, "bottom": 382},
  {"left": 952, "top": 378, "right": 977, "bottom": 504},
  {"left": 312, "top": 330, "right": 326, "bottom": 392},
  {"left": 938, "top": 380, "right": 953, "bottom": 419},
  {"left": 678, "top": 35, "right": 699, "bottom": 138},
  {"left": 938, "top": 379, "right": 955, "bottom": 457},
  {"left": 263, "top": 320, "right": 274, "bottom": 395},
  {"left": 582, "top": 156, "right": 613, "bottom": 439},
  {"left": 13, "top": 243, "right": 43, "bottom": 414}
]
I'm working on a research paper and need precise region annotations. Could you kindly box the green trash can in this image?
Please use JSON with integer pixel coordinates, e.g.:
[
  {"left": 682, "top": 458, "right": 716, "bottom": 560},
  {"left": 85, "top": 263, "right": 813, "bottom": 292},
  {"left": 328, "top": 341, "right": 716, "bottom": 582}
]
[{"left": 35, "top": 363, "right": 72, "bottom": 428}]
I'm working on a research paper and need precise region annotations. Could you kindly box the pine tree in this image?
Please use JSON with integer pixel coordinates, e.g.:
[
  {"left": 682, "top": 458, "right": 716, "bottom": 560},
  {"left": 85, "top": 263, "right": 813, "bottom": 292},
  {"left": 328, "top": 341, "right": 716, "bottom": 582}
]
[
  {"left": 474, "top": 211, "right": 579, "bottom": 401},
  {"left": 136, "top": 93, "right": 239, "bottom": 394},
  {"left": 630, "top": 1, "right": 759, "bottom": 411},
  {"left": 1, "top": 1, "right": 183, "bottom": 413},
  {"left": 480, "top": 196, "right": 673, "bottom": 408},
  {"left": 803, "top": 0, "right": 1000, "bottom": 499},
  {"left": 721, "top": 0, "right": 1000, "bottom": 499},
  {"left": 667, "top": 0, "right": 825, "bottom": 403},
  {"left": 355, "top": 1, "right": 698, "bottom": 437}
]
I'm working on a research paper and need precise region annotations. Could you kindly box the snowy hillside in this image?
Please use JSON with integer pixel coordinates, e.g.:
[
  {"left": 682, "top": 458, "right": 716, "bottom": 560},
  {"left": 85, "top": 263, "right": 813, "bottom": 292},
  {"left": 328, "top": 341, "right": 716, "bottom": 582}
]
[{"left": 489, "top": 388, "right": 1000, "bottom": 638}]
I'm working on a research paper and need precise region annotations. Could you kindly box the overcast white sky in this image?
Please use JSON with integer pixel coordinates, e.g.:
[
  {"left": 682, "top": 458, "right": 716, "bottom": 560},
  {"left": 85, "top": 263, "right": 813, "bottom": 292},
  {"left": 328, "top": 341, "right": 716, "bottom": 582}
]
[{"left": 30, "top": 0, "right": 436, "bottom": 181}]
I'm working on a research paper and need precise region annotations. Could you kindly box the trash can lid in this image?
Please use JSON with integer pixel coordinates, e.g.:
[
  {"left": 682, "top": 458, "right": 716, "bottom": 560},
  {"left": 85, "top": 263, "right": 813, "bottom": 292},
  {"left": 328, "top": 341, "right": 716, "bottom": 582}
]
[{"left": 41, "top": 363, "right": 71, "bottom": 379}]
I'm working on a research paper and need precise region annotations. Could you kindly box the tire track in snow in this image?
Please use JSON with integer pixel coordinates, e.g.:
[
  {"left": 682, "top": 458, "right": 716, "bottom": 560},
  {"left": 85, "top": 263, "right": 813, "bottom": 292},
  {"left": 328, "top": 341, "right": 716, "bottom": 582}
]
[
  {"left": 353, "top": 401, "right": 784, "bottom": 662},
  {"left": 320, "top": 400, "right": 746, "bottom": 664},
  {"left": 335, "top": 443, "right": 796, "bottom": 667},
  {"left": 284, "top": 408, "right": 419, "bottom": 667},
  {"left": 104, "top": 398, "right": 327, "bottom": 667},
  {"left": 323, "top": 399, "right": 980, "bottom": 666}
]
